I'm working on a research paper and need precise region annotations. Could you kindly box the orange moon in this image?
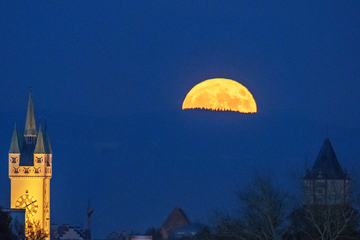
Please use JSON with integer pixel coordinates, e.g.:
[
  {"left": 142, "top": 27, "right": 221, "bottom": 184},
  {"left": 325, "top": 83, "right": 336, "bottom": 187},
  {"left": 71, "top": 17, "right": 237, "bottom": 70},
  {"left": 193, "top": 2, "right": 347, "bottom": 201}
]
[{"left": 182, "top": 78, "right": 257, "bottom": 113}]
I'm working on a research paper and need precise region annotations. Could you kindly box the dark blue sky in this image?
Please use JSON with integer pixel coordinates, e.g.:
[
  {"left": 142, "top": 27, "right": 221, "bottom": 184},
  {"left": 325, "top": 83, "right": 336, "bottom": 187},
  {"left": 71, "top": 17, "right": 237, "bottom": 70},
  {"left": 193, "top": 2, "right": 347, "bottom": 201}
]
[{"left": 1, "top": 1, "right": 360, "bottom": 238}]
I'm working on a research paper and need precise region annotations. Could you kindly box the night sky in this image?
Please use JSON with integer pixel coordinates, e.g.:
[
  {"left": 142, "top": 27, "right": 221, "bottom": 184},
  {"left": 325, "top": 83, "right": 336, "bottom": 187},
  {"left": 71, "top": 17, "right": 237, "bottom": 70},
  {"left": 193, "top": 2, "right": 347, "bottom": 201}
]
[{"left": 1, "top": 1, "right": 360, "bottom": 238}]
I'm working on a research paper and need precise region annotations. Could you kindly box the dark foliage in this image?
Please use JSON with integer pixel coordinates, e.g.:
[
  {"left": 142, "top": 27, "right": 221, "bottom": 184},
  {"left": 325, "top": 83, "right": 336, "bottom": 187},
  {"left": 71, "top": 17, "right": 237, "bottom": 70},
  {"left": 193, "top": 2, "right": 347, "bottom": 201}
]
[
  {"left": 25, "top": 220, "right": 48, "bottom": 240},
  {"left": 285, "top": 205, "right": 360, "bottom": 240},
  {"left": 145, "top": 227, "right": 163, "bottom": 240},
  {"left": 213, "top": 174, "right": 289, "bottom": 240},
  {"left": 0, "top": 207, "right": 15, "bottom": 240}
]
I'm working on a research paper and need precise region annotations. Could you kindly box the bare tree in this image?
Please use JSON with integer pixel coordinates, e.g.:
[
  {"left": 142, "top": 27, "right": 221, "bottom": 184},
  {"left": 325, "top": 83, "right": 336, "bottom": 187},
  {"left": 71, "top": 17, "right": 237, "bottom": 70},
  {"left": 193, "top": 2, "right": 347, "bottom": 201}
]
[
  {"left": 213, "top": 211, "right": 245, "bottom": 240},
  {"left": 215, "top": 174, "right": 290, "bottom": 240},
  {"left": 25, "top": 220, "right": 48, "bottom": 240},
  {"left": 287, "top": 204, "right": 359, "bottom": 240}
]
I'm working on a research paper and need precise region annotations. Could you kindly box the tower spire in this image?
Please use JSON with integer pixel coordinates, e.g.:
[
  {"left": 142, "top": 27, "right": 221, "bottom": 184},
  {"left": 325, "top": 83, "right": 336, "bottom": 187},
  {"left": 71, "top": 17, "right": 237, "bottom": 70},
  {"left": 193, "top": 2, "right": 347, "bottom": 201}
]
[
  {"left": 24, "top": 88, "right": 37, "bottom": 136},
  {"left": 9, "top": 123, "right": 20, "bottom": 153},
  {"left": 34, "top": 125, "right": 45, "bottom": 154},
  {"left": 307, "top": 138, "right": 346, "bottom": 179}
]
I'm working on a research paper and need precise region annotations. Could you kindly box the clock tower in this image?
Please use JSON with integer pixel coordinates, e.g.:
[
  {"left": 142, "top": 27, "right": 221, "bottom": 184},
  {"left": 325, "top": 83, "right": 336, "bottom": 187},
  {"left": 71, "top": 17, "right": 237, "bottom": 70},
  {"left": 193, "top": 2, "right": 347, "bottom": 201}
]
[{"left": 9, "top": 90, "right": 52, "bottom": 239}]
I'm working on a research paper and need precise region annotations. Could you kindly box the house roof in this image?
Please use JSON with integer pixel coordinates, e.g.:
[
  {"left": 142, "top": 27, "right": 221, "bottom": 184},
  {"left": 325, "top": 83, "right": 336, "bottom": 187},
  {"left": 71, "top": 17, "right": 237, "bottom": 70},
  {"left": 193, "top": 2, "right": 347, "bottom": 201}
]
[{"left": 161, "top": 207, "right": 190, "bottom": 239}]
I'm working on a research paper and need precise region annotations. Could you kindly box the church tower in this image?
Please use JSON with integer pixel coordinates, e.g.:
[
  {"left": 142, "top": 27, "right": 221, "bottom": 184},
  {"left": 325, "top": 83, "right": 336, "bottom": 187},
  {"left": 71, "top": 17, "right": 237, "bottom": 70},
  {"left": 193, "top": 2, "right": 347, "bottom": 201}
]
[
  {"left": 9, "top": 90, "right": 52, "bottom": 238},
  {"left": 303, "top": 138, "right": 350, "bottom": 205}
]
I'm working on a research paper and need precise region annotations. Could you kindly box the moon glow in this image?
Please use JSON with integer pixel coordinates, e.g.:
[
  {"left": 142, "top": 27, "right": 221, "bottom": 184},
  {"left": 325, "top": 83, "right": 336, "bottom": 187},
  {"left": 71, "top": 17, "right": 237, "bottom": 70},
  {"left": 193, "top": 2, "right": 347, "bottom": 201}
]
[{"left": 182, "top": 78, "right": 257, "bottom": 113}]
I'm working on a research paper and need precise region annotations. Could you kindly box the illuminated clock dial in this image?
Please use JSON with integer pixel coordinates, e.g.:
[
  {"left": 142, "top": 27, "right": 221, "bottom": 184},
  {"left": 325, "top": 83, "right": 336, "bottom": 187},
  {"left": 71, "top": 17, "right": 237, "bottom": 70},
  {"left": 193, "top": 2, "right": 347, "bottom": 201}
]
[{"left": 15, "top": 195, "right": 38, "bottom": 219}]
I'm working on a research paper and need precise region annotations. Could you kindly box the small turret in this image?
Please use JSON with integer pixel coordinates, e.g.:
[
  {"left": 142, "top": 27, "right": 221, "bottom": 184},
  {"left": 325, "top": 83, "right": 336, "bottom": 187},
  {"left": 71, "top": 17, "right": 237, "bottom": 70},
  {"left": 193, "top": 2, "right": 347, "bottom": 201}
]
[
  {"left": 34, "top": 126, "right": 45, "bottom": 154},
  {"left": 9, "top": 124, "right": 20, "bottom": 154},
  {"left": 9, "top": 123, "right": 21, "bottom": 176}
]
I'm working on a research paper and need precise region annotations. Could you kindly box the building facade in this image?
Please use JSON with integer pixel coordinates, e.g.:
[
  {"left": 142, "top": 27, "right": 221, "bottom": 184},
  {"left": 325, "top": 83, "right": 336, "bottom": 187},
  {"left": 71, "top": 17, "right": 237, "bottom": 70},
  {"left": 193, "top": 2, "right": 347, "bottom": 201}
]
[
  {"left": 9, "top": 90, "right": 52, "bottom": 238},
  {"left": 303, "top": 138, "right": 350, "bottom": 205}
]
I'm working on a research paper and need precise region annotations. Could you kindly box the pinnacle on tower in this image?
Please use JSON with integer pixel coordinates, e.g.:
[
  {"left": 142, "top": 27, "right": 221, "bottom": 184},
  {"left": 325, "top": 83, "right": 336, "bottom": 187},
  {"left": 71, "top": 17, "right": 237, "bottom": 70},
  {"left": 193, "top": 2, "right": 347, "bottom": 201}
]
[
  {"left": 24, "top": 89, "right": 37, "bottom": 136},
  {"left": 34, "top": 125, "right": 46, "bottom": 154},
  {"left": 9, "top": 123, "right": 20, "bottom": 153}
]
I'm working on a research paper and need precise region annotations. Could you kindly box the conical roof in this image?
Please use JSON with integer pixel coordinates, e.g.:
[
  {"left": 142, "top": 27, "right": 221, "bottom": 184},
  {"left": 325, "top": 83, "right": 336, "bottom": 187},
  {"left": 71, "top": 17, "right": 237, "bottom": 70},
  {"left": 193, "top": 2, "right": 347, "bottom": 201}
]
[
  {"left": 24, "top": 90, "right": 37, "bottom": 136},
  {"left": 34, "top": 125, "right": 46, "bottom": 154},
  {"left": 306, "top": 138, "right": 347, "bottom": 179},
  {"left": 9, "top": 124, "right": 20, "bottom": 153}
]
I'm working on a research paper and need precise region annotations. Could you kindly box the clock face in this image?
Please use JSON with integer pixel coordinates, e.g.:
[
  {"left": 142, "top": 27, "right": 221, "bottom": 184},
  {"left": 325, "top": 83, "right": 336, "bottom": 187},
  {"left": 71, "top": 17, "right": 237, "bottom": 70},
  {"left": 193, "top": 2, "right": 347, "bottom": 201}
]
[{"left": 16, "top": 195, "right": 38, "bottom": 219}]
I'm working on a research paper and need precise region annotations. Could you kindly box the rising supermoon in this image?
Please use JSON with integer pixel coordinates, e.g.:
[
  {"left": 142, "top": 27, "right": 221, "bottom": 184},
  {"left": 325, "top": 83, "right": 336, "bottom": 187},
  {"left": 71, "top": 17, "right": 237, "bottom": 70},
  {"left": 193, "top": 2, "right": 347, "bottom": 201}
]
[{"left": 182, "top": 78, "right": 257, "bottom": 113}]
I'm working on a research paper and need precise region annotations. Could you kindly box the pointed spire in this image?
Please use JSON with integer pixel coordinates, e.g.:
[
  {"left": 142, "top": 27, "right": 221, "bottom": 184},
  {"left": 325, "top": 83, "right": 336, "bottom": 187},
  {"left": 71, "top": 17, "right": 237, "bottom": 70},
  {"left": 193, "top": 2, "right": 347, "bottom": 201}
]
[
  {"left": 308, "top": 138, "right": 346, "bottom": 179},
  {"left": 9, "top": 123, "right": 20, "bottom": 153},
  {"left": 24, "top": 88, "right": 37, "bottom": 136},
  {"left": 34, "top": 125, "right": 45, "bottom": 154},
  {"left": 43, "top": 121, "right": 52, "bottom": 154}
]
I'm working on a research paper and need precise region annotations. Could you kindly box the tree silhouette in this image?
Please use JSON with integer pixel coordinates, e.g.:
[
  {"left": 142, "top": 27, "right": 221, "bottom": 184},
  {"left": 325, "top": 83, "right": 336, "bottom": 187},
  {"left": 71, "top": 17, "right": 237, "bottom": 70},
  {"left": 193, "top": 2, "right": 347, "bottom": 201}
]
[
  {"left": 25, "top": 219, "right": 48, "bottom": 240},
  {"left": 0, "top": 207, "right": 15, "bottom": 240},
  {"left": 145, "top": 227, "right": 163, "bottom": 240},
  {"left": 214, "top": 174, "right": 290, "bottom": 240},
  {"left": 286, "top": 204, "right": 359, "bottom": 240}
]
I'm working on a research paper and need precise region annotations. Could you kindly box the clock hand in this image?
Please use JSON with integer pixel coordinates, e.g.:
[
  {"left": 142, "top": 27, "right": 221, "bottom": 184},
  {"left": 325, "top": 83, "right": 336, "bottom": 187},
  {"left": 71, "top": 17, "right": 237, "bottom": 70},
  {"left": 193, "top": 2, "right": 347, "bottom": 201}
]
[{"left": 24, "top": 200, "right": 37, "bottom": 209}]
